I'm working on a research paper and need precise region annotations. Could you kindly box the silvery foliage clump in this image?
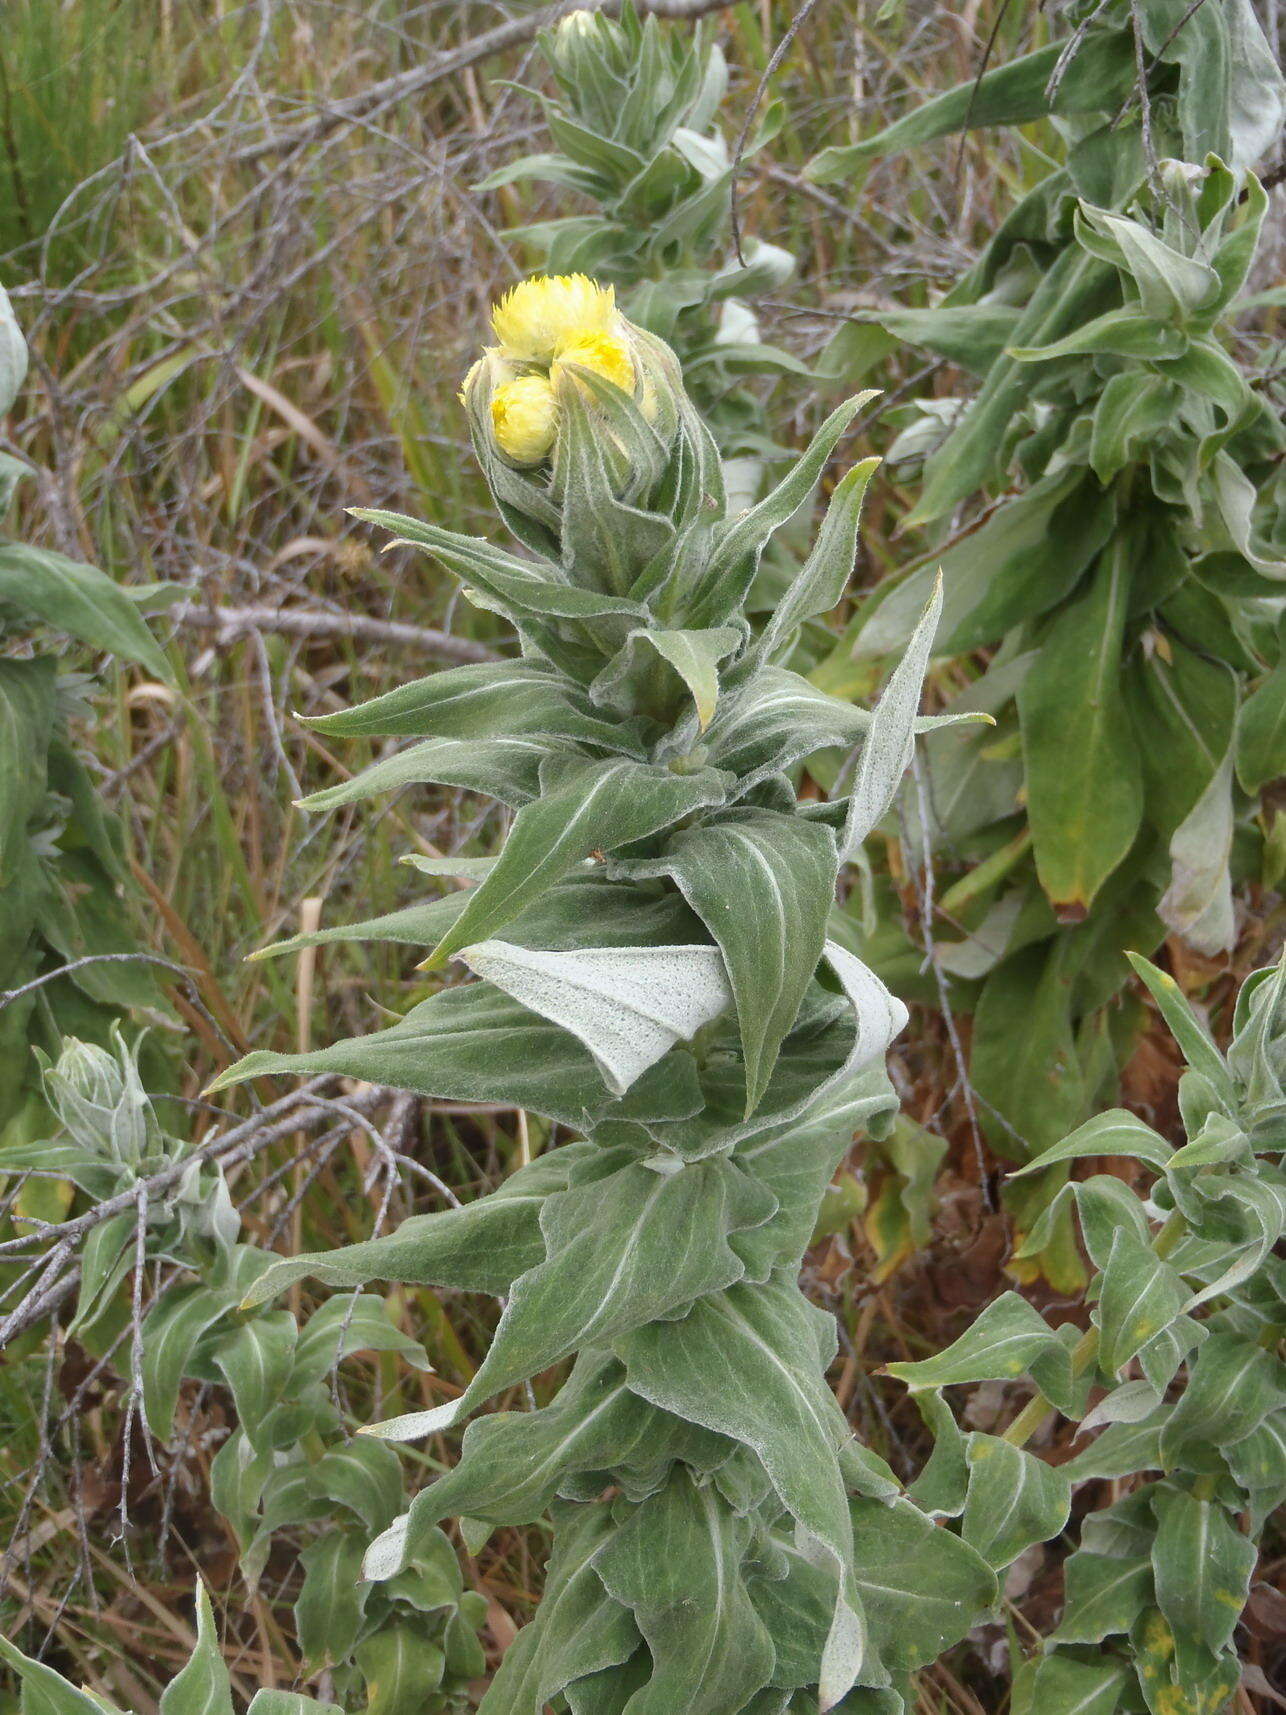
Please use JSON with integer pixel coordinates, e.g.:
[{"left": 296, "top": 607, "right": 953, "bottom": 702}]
[
  {"left": 0, "top": 280, "right": 173, "bottom": 1150},
  {"left": 888, "top": 952, "right": 1286, "bottom": 1715},
  {"left": 807, "top": 0, "right": 1286, "bottom": 1179},
  {"left": 191, "top": 293, "right": 1000, "bottom": 1713},
  {"left": 1, "top": 1034, "right": 487, "bottom": 1715},
  {"left": 484, "top": 3, "right": 801, "bottom": 510}
]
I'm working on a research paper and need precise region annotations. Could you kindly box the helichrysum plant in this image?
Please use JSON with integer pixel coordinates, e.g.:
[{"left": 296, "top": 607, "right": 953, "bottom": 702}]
[
  {"left": 169, "top": 273, "right": 1003, "bottom": 1713},
  {"left": 1, "top": 1032, "right": 486, "bottom": 1712},
  {"left": 0, "top": 280, "right": 173, "bottom": 1150},
  {"left": 805, "top": 0, "right": 1286, "bottom": 1189},
  {"left": 484, "top": 4, "right": 801, "bottom": 513},
  {"left": 888, "top": 949, "right": 1286, "bottom": 1715}
]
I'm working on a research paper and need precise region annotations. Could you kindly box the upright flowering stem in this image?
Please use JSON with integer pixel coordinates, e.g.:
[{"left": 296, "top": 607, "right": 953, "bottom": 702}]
[{"left": 213, "top": 276, "right": 997, "bottom": 1714}]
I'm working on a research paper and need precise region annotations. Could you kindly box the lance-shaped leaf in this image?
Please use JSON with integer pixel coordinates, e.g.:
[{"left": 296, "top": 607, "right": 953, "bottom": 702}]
[
  {"left": 1009, "top": 1108, "right": 1174, "bottom": 1179},
  {"left": 1151, "top": 1485, "right": 1256, "bottom": 1657},
  {"left": 426, "top": 755, "right": 731, "bottom": 966},
  {"left": 1126, "top": 954, "right": 1235, "bottom": 1103},
  {"left": 704, "top": 666, "right": 869, "bottom": 790},
  {"left": 619, "top": 1275, "right": 893, "bottom": 1708},
  {"left": 298, "top": 734, "right": 564, "bottom": 814},
  {"left": 840, "top": 575, "right": 941, "bottom": 860},
  {"left": 0, "top": 542, "right": 172, "bottom": 679},
  {"left": 757, "top": 456, "right": 880, "bottom": 661},
  {"left": 960, "top": 1435, "right": 1072, "bottom": 1572},
  {"left": 0, "top": 1638, "right": 127, "bottom": 1713},
  {"left": 1093, "top": 1229, "right": 1190, "bottom": 1377},
  {"left": 207, "top": 980, "right": 704, "bottom": 1129},
  {"left": 1018, "top": 542, "right": 1143, "bottom": 912},
  {"left": 477, "top": 1505, "right": 639, "bottom": 1715},
  {"left": 689, "top": 394, "right": 871, "bottom": 626},
  {"left": 364, "top": 1154, "right": 775, "bottom": 1442},
  {"left": 0, "top": 657, "right": 55, "bottom": 886},
  {"left": 302, "top": 659, "right": 634, "bottom": 748},
  {"left": 159, "top": 1585, "right": 235, "bottom": 1715},
  {"left": 887, "top": 1292, "right": 1063, "bottom": 1392},
  {"left": 240, "top": 1148, "right": 590, "bottom": 1308},
  {"left": 623, "top": 808, "right": 838, "bottom": 1113},
  {"left": 365, "top": 1357, "right": 731, "bottom": 1563},
  {"left": 590, "top": 625, "right": 742, "bottom": 729},
  {"left": 248, "top": 1696, "right": 345, "bottom": 1715},
  {"left": 352, "top": 506, "right": 651, "bottom": 629},
  {"left": 594, "top": 1468, "right": 776, "bottom": 1715},
  {"left": 460, "top": 939, "right": 732, "bottom": 1095}
]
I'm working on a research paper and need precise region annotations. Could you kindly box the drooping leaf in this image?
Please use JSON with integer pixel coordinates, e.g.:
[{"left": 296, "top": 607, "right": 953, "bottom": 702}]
[
  {"left": 960, "top": 1435, "right": 1072, "bottom": 1572},
  {"left": 1150, "top": 1485, "right": 1256, "bottom": 1657},
  {"left": 0, "top": 542, "right": 171, "bottom": 678}
]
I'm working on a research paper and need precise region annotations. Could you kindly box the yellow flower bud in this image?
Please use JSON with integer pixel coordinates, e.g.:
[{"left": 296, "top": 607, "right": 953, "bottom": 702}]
[
  {"left": 490, "top": 274, "right": 618, "bottom": 364},
  {"left": 490, "top": 374, "right": 559, "bottom": 464},
  {"left": 551, "top": 330, "right": 636, "bottom": 397}
]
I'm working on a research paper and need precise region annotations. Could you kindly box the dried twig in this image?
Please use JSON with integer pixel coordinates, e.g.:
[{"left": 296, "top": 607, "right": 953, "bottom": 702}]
[{"left": 169, "top": 601, "right": 497, "bottom": 665}]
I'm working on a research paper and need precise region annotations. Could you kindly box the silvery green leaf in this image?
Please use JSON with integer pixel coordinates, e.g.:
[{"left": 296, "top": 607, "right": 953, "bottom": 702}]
[
  {"left": 1075, "top": 203, "right": 1220, "bottom": 323},
  {"left": 308, "top": 1434, "right": 404, "bottom": 1535},
  {"left": 703, "top": 667, "right": 869, "bottom": 791},
  {"left": 1151, "top": 1485, "right": 1256, "bottom": 1656},
  {"left": 0, "top": 1635, "right": 125, "bottom": 1712},
  {"left": 368, "top": 1356, "right": 728, "bottom": 1553},
  {"left": 593, "top": 1468, "right": 775, "bottom": 1715},
  {"left": 960, "top": 1435, "right": 1071, "bottom": 1572},
  {"left": 0, "top": 281, "right": 27, "bottom": 417},
  {"left": 621, "top": 807, "right": 838, "bottom": 1113},
  {"left": 0, "top": 543, "right": 171, "bottom": 679},
  {"left": 477, "top": 1506, "right": 639, "bottom": 1715},
  {"left": 1158, "top": 742, "right": 1237, "bottom": 955},
  {"left": 460, "top": 939, "right": 731, "bottom": 1095},
  {"left": 1052, "top": 1550, "right": 1153, "bottom": 1645},
  {"left": 363, "top": 1154, "right": 774, "bottom": 1442},
  {"left": 158, "top": 1585, "right": 235, "bottom": 1715},
  {"left": 302, "top": 659, "right": 634, "bottom": 749},
  {"left": 207, "top": 981, "right": 703, "bottom": 1130},
  {"left": 1224, "top": 0, "right": 1286, "bottom": 171},
  {"left": 590, "top": 625, "right": 741, "bottom": 729},
  {"left": 355, "top": 1624, "right": 446, "bottom": 1715},
  {"left": 840, "top": 576, "right": 941, "bottom": 860},
  {"left": 212, "top": 1310, "right": 298, "bottom": 1449},
  {"left": 1079, "top": 1379, "right": 1165, "bottom": 1434},
  {"left": 849, "top": 1495, "right": 996, "bottom": 1667},
  {"left": 139, "top": 1280, "right": 240, "bottom": 1440},
  {"left": 1009, "top": 1108, "right": 1174, "bottom": 1179},
  {"left": 1208, "top": 451, "right": 1286, "bottom": 577},
  {"left": 691, "top": 394, "right": 871, "bottom": 626},
  {"left": 248, "top": 1697, "right": 345, "bottom": 1715},
  {"left": 297, "top": 734, "right": 560, "bottom": 814},
  {"left": 1125, "top": 954, "right": 1235, "bottom": 1104},
  {"left": 292, "top": 1292, "right": 433, "bottom": 1381},
  {"left": 427, "top": 756, "right": 731, "bottom": 965},
  {"left": 1011, "top": 1654, "right": 1128, "bottom": 1715},
  {"left": 1157, "top": 1331, "right": 1285, "bottom": 1467},
  {"left": 757, "top": 454, "right": 880, "bottom": 662},
  {"left": 887, "top": 1292, "right": 1061, "bottom": 1392},
  {"left": 240, "top": 1148, "right": 588, "bottom": 1307},
  {"left": 1224, "top": 1411, "right": 1286, "bottom": 1493},
  {"left": 906, "top": 1391, "right": 969, "bottom": 1518},
  {"left": 619, "top": 1274, "right": 883, "bottom": 1707},
  {"left": 295, "top": 1533, "right": 370, "bottom": 1667},
  {"left": 1093, "top": 1229, "right": 1189, "bottom": 1377}
]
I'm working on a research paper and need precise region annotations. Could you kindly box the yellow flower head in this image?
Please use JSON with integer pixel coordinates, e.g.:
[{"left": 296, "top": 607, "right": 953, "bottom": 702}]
[
  {"left": 490, "top": 274, "right": 618, "bottom": 364},
  {"left": 551, "top": 330, "right": 636, "bottom": 397},
  {"left": 490, "top": 374, "right": 559, "bottom": 465}
]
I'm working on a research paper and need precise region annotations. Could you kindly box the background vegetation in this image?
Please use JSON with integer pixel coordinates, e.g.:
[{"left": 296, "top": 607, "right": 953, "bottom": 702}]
[{"left": 1, "top": 2, "right": 1283, "bottom": 1711}]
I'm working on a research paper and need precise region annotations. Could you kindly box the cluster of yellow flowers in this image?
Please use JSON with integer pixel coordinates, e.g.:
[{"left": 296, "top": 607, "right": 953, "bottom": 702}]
[{"left": 481, "top": 275, "right": 637, "bottom": 464}]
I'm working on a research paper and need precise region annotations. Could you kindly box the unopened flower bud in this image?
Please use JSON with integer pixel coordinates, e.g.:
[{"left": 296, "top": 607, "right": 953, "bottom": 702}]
[
  {"left": 491, "top": 374, "right": 559, "bottom": 464},
  {"left": 43, "top": 1031, "right": 159, "bottom": 1168}
]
